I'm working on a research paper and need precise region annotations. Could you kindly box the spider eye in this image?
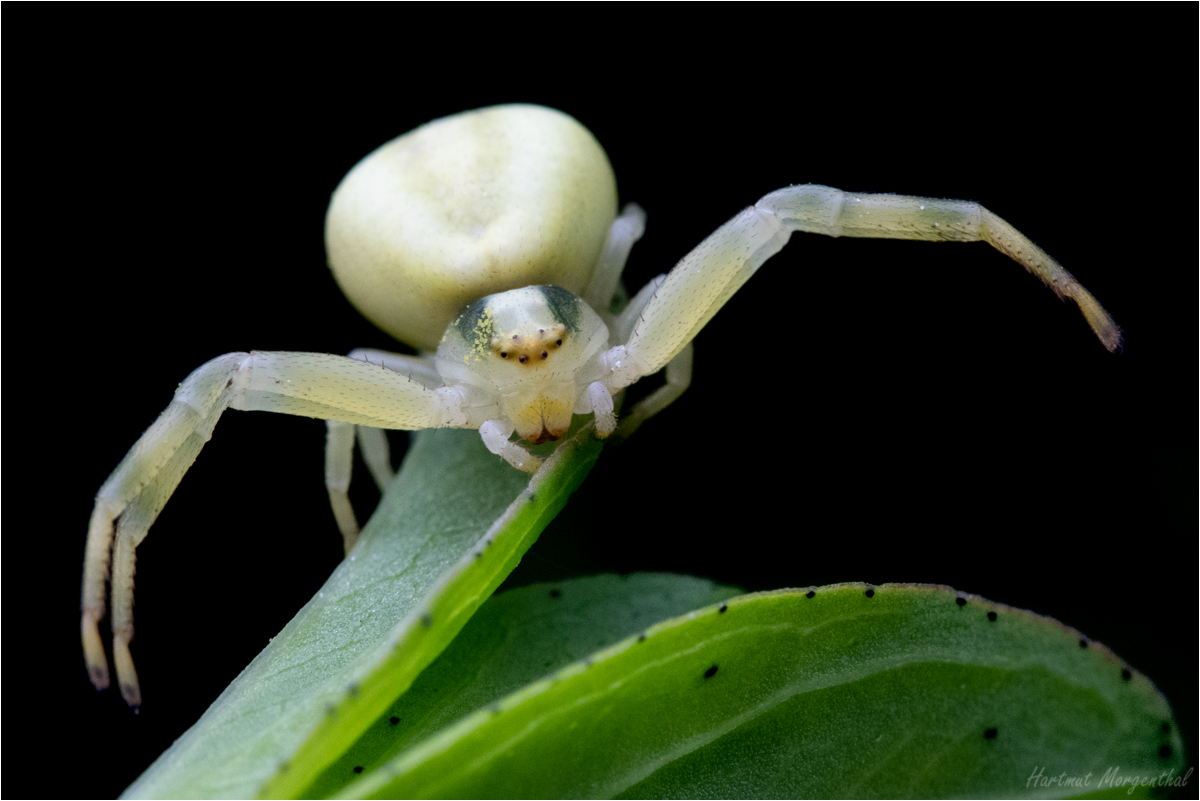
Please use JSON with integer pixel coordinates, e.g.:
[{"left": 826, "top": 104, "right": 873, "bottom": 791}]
[
  {"left": 519, "top": 354, "right": 528, "bottom": 364},
  {"left": 540, "top": 351, "right": 548, "bottom": 359},
  {"left": 556, "top": 339, "right": 562, "bottom": 346},
  {"left": 500, "top": 352, "right": 508, "bottom": 358}
]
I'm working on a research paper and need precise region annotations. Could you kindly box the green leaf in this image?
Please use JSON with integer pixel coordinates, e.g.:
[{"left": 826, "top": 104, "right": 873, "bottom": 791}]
[
  {"left": 338, "top": 583, "right": 1184, "bottom": 799},
  {"left": 304, "top": 573, "right": 743, "bottom": 797},
  {"left": 123, "top": 423, "right": 602, "bottom": 799}
]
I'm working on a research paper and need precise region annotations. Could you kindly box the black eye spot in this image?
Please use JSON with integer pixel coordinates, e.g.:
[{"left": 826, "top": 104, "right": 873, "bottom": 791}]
[
  {"left": 541, "top": 351, "right": 548, "bottom": 359},
  {"left": 1121, "top": 668, "right": 1132, "bottom": 681},
  {"left": 1159, "top": 744, "right": 1172, "bottom": 759},
  {"left": 704, "top": 665, "right": 719, "bottom": 679},
  {"left": 987, "top": 611, "right": 997, "bottom": 622},
  {"left": 806, "top": 590, "right": 815, "bottom": 599},
  {"left": 389, "top": 716, "right": 400, "bottom": 725},
  {"left": 984, "top": 727, "right": 998, "bottom": 739},
  {"left": 556, "top": 339, "right": 562, "bottom": 345},
  {"left": 549, "top": 589, "right": 561, "bottom": 599},
  {"left": 956, "top": 597, "right": 967, "bottom": 606},
  {"left": 718, "top": 604, "right": 728, "bottom": 613},
  {"left": 512, "top": 335, "right": 519, "bottom": 340},
  {"left": 864, "top": 588, "right": 875, "bottom": 598},
  {"left": 500, "top": 352, "right": 508, "bottom": 358},
  {"left": 519, "top": 355, "right": 528, "bottom": 363},
  {"left": 1079, "top": 638, "right": 1088, "bottom": 648},
  {"left": 353, "top": 766, "right": 363, "bottom": 774}
]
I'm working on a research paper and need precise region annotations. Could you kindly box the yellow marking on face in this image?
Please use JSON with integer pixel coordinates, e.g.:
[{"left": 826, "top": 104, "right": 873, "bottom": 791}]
[{"left": 462, "top": 305, "right": 496, "bottom": 364}]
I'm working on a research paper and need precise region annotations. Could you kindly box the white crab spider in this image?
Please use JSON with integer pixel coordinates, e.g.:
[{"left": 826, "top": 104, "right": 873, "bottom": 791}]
[{"left": 82, "top": 104, "right": 1121, "bottom": 708}]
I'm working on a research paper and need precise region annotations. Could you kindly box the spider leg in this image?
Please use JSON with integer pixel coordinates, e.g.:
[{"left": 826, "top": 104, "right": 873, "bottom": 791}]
[
  {"left": 601, "top": 204, "right": 790, "bottom": 391},
  {"left": 613, "top": 342, "right": 693, "bottom": 440},
  {"left": 583, "top": 203, "right": 647, "bottom": 315},
  {"left": 83, "top": 351, "right": 465, "bottom": 705},
  {"left": 323, "top": 349, "right": 442, "bottom": 551},
  {"left": 758, "top": 185, "right": 1121, "bottom": 351},
  {"left": 601, "top": 274, "right": 695, "bottom": 438},
  {"left": 601, "top": 183, "right": 1120, "bottom": 402},
  {"left": 480, "top": 420, "right": 543, "bottom": 473}
]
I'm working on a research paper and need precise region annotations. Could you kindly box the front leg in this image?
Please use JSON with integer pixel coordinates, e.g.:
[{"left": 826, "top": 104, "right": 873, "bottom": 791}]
[
  {"left": 83, "top": 351, "right": 466, "bottom": 706},
  {"left": 600, "top": 204, "right": 791, "bottom": 390},
  {"left": 602, "top": 184, "right": 1121, "bottom": 395},
  {"left": 757, "top": 185, "right": 1121, "bottom": 351},
  {"left": 606, "top": 274, "right": 692, "bottom": 438}
]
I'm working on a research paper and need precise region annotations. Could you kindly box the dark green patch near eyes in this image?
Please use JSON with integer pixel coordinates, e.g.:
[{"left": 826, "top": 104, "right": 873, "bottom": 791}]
[
  {"left": 453, "top": 296, "right": 496, "bottom": 348},
  {"left": 536, "top": 285, "right": 582, "bottom": 333}
]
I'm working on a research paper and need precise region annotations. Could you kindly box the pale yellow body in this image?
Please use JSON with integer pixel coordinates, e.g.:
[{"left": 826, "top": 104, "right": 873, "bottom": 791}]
[{"left": 83, "top": 105, "right": 1121, "bottom": 707}]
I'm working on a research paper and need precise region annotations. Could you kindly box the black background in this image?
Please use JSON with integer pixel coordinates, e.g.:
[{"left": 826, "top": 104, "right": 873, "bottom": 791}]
[{"left": 10, "top": 8, "right": 1195, "bottom": 799}]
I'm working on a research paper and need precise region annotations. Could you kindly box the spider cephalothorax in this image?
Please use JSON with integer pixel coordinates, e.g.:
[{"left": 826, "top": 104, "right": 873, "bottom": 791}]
[{"left": 438, "top": 285, "right": 610, "bottom": 446}]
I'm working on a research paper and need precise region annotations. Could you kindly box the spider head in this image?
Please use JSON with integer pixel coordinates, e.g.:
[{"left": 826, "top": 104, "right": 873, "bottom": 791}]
[{"left": 438, "top": 285, "right": 611, "bottom": 440}]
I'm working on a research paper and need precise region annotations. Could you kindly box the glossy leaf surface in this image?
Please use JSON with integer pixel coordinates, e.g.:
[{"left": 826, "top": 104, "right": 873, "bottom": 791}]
[
  {"left": 337, "top": 583, "right": 1183, "bottom": 799},
  {"left": 306, "top": 573, "right": 742, "bottom": 797}
]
